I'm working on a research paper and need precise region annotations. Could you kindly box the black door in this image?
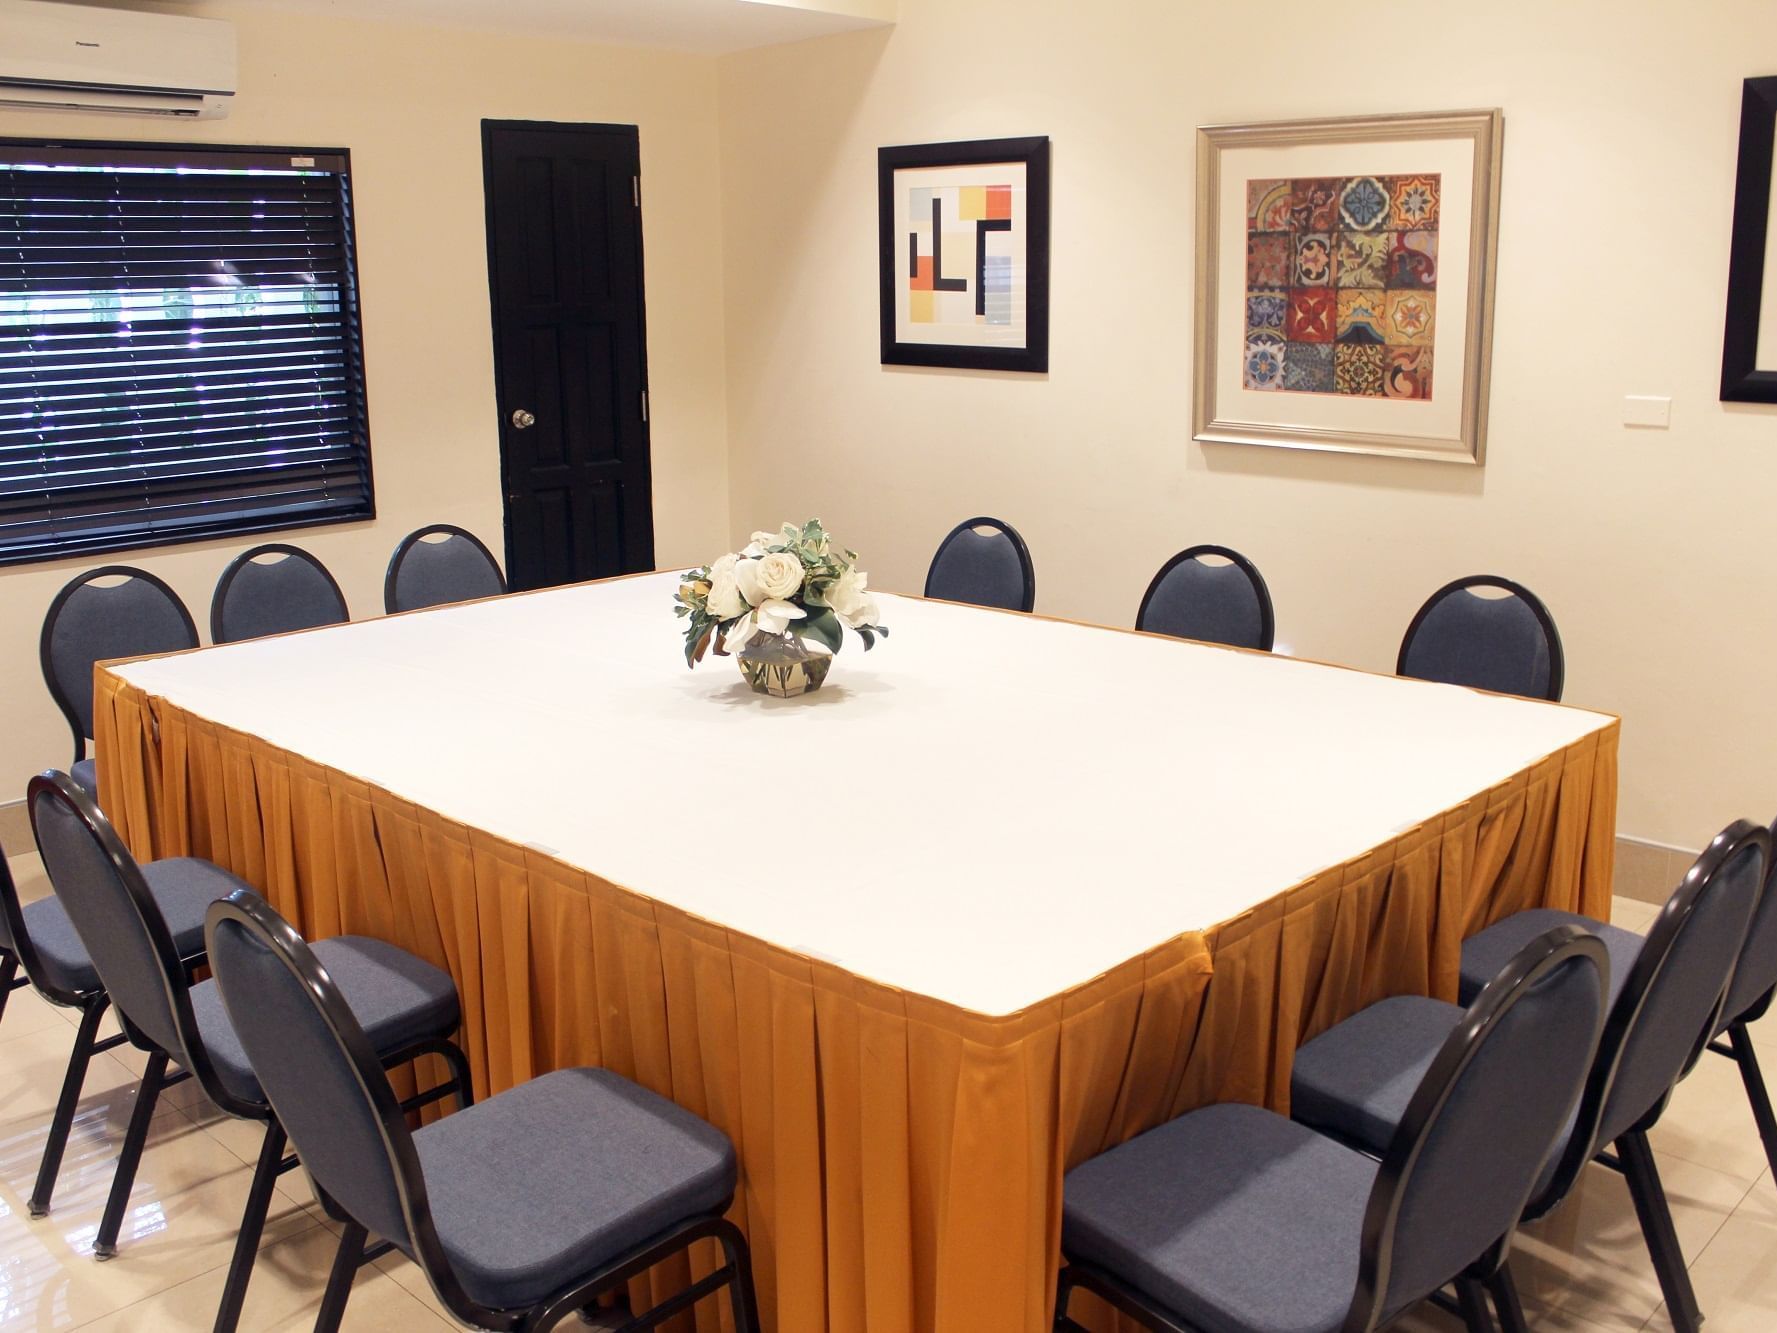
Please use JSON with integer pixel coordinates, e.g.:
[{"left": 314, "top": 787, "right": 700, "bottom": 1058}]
[{"left": 482, "top": 121, "right": 654, "bottom": 590}]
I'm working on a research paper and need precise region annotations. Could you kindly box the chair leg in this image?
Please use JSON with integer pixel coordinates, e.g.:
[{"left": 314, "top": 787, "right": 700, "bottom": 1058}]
[
  {"left": 1728, "top": 1021, "right": 1777, "bottom": 1182},
  {"left": 94, "top": 1049, "right": 168, "bottom": 1259},
  {"left": 0, "top": 950, "right": 18, "bottom": 1027},
  {"left": 715, "top": 1218, "right": 762, "bottom": 1333},
  {"left": 1617, "top": 1129, "right": 1703, "bottom": 1333},
  {"left": 314, "top": 1223, "right": 366, "bottom": 1333},
  {"left": 1454, "top": 1276, "right": 1499, "bottom": 1333},
  {"left": 1484, "top": 1260, "right": 1531, "bottom": 1333},
  {"left": 439, "top": 1038, "right": 474, "bottom": 1112},
  {"left": 212, "top": 1120, "right": 287, "bottom": 1333},
  {"left": 29, "top": 997, "right": 108, "bottom": 1218}
]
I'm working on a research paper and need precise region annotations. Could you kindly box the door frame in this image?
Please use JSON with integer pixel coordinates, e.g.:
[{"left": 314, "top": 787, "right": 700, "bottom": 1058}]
[{"left": 479, "top": 118, "right": 655, "bottom": 583}]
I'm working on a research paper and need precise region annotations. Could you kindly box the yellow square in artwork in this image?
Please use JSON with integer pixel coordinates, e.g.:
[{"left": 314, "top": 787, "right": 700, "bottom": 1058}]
[
  {"left": 957, "top": 186, "right": 987, "bottom": 221},
  {"left": 909, "top": 289, "right": 936, "bottom": 323}
]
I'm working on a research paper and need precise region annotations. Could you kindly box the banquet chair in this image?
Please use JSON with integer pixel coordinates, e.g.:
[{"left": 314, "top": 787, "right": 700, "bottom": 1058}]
[
  {"left": 1135, "top": 544, "right": 1275, "bottom": 651},
  {"left": 203, "top": 889, "right": 761, "bottom": 1333},
  {"left": 1698, "top": 817, "right": 1777, "bottom": 1180},
  {"left": 924, "top": 516, "right": 1035, "bottom": 612},
  {"left": 384, "top": 523, "right": 508, "bottom": 613},
  {"left": 28, "top": 771, "right": 474, "bottom": 1333},
  {"left": 1396, "top": 575, "right": 1564, "bottom": 702},
  {"left": 0, "top": 837, "right": 222, "bottom": 1217},
  {"left": 1056, "top": 925, "right": 1608, "bottom": 1333},
  {"left": 210, "top": 543, "right": 350, "bottom": 644},
  {"left": 40, "top": 565, "right": 199, "bottom": 797},
  {"left": 1291, "top": 821, "right": 1769, "bottom": 1333}
]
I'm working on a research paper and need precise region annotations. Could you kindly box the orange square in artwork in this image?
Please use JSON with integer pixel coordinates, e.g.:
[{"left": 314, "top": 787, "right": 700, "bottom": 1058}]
[
  {"left": 985, "top": 186, "right": 1012, "bottom": 220},
  {"left": 909, "top": 254, "right": 933, "bottom": 292}
]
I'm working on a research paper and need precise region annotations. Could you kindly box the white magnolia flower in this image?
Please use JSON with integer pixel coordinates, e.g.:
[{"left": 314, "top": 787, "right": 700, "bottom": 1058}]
[
  {"left": 750, "top": 529, "right": 782, "bottom": 548},
  {"left": 738, "top": 551, "right": 803, "bottom": 603},
  {"left": 706, "top": 560, "right": 747, "bottom": 620},
  {"left": 825, "top": 566, "right": 878, "bottom": 628},
  {"left": 723, "top": 612, "right": 758, "bottom": 654},
  {"left": 754, "top": 598, "right": 806, "bottom": 635}
]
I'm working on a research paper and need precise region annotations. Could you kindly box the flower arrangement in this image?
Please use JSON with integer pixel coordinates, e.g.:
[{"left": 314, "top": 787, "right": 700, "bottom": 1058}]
[{"left": 676, "top": 519, "right": 889, "bottom": 668}]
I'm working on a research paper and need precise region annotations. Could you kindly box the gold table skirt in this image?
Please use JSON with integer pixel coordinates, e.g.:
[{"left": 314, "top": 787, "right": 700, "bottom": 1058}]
[{"left": 94, "top": 668, "right": 1616, "bottom": 1332}]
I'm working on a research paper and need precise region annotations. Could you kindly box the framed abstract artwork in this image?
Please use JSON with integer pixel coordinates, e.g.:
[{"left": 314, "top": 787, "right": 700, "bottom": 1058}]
[
  {"left": 877, "top": 136, "right": 1050, "bottom": 373},
  {"left": 1193, "top": 109, "right": 1503, "bottom": 464},
  {"left": 1721, "top": 76, "right": 1777, "bottom": 403}
]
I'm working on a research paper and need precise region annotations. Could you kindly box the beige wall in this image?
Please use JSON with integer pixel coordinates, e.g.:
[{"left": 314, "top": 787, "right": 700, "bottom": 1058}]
[
  {"left": 0, "top": 2, "right": 731, "bottom": 803},
  {"left": 716, "top": 0, "right": 1777, "bottom": 849}
]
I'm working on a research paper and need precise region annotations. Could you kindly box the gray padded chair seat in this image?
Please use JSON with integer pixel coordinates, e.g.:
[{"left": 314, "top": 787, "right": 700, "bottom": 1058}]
[
  {"left": 1063, "top": 1103, "right": 1380, "bottom": 1333},
  {"left": 69, "top": 759, "right": 97, "bottom": 798},
  {"left": 22, "top": 856, "right": 249, "bottom": 996},
  {"left": 1291, "top": 995, "right": 1459, "bottom": 1156},
  {"left": 412, "top": 1067, "right": 737, "bottom": 1311},
  {"left": 191, "top": 936, "right": 461, "bottom": 1105},
  {"left": 1458, "top": 909, "right": 1642, "bottom": 1010}
]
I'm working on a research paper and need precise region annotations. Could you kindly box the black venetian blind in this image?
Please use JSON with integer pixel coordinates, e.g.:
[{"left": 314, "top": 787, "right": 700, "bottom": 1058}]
[{"left": 0, "top": 140, "right": 374, "bottom": 564}]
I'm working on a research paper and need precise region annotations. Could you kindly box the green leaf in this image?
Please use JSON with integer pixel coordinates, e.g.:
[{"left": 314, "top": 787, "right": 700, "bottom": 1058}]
[
  {"left": 856, "top": 626, "right": 875, "bottom": 650},
  {"left": 797, "top": 607, "right": 843, "bottom": 655}
]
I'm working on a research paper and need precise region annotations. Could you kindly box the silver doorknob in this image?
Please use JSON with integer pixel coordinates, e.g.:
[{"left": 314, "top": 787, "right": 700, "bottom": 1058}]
[{"left": 510, "top": 408, "right": 536, "bottom": 430}]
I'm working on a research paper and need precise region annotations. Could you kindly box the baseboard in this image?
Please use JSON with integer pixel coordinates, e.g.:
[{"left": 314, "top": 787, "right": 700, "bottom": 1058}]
[
  {"left": 0, "top": 797, "right": 27, "bottom": 857},
  {"left": 1613, "top": 835, "right": 1698, "bottom": 906}
]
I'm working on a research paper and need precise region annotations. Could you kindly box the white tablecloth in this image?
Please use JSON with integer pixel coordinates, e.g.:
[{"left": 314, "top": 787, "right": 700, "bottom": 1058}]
[{"left": 113, "top": 573, "right": 1613, "bottom": 1014}]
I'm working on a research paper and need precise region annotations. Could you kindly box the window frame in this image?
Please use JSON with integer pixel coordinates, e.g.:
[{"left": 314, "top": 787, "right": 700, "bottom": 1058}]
[{"left": 0, "top": 134, "right": 376, "bottom": 567}]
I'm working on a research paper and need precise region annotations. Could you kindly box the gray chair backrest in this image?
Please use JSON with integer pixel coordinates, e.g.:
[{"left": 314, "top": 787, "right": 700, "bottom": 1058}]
[
  {"left": 923, "top": 517, "right": 1034, "bottom": 612},
  {"left": 27, "top": 773, "right": 190, "bottom": 1061},
  {"left": 1397, "top": 576, "right": 1563, "bottom": 702},
  {"left": 1593, "top": 827, "right": 1766, "bottom": 1146},
  {"left": 206, "top": 895, "right": 416, "bottom": 1251},
  {"left": 41, "top": 566, "right": 198, "bottom": 760},
  {"left": 1365, "top": 928, "right": 1608, "bottom": 1321},
  {"left": 1718, "top": 819, "right": 1777, "bottom": 1029},
  {"left": 385, "top": 525, "right": 507, "bottom": 614},
  {"left": 211, "top": 544, "right": 349, "bottom": 644},
  {"left": 1136, "top": 546, "right": 1274, "bottom": 650}
]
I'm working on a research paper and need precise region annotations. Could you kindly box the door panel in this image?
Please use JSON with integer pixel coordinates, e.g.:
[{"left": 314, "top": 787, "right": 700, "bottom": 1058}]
[{"left": 483, "top": 121, "right": 653, "bottom": 591}]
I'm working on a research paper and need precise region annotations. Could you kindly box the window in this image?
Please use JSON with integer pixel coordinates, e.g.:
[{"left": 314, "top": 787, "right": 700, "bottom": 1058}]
[{"left": 0, "top": 139, "right": 374, "bottom": 565}]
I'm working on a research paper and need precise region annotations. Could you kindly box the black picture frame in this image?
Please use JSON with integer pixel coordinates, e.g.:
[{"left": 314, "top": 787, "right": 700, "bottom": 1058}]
[
  {"left": 877, "top": 136, "right": 1050, "bottom": 373},
  {"left": 1722, "top": 77, "right": 1777, "bottom": 403}
]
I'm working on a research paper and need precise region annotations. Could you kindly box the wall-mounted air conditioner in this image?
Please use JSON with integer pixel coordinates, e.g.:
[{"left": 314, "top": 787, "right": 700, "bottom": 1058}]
[{"left": 0, "top": 0, "right": 237, "bottom": 119}]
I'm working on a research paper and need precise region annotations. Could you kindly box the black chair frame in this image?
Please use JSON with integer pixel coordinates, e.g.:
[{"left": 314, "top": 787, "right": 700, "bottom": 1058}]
[
  {"left": 1508, "top": 820, "right": 1769, "bottom": 1333},
  {"left": 0, "top": 849, "right": 194, "bottom": 1218},
  {"left": 209, "top": 891, "right": 759, "bottom": 1333},
  {"left": 1396, "top": 574, "right": 1565, "bottom": 703},
  {"left": 1134, "top": 544, "right": 1276, "bottom": 651},
  {"left": 40, "top": 565, "right": 198, "bottom": 766},
  {"left": 209, "top": 542, "right": 350, "bottom": 644},
  {"left": 383, "top": 524, "right": 508, "bottom": 615},
  {"left": 1705, "top": 981, "right": 1777, "bottom": 1181},
  {"left": 923, "top": 516, "right": 1036, "bottom": 613},
  {"left": 28, "top": 772, "right": 474, "bottom": 1333},
  {"left": 1056, "top": 926, "right": 1609, "bottom": 1333}
]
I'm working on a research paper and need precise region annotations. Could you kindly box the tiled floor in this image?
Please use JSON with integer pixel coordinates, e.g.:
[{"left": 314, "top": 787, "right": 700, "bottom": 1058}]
[{"left": 2, "top": 863, "right": 1775, "bottom": 1331}]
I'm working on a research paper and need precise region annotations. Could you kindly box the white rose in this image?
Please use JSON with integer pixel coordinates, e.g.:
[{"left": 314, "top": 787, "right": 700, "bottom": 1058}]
[
  {"left": 706, "top": 564, "right": 747, "bottom": 620},
  {"left": 825, "top": 566, "right": 877, "bottom": 628},
  {"left": 745, "top": 551, "right": 803, "bottom": 601}
]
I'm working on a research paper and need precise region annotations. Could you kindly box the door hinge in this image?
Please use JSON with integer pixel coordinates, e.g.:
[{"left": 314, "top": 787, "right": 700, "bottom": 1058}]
[
  {"left": 640, "top": 389, "right": 649, "bottom": 423},
  {"left": 632, "top": 175, "right": 640, "bottom": 208}
]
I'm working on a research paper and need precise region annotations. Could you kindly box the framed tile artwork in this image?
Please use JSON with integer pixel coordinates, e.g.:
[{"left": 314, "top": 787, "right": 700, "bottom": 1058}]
[
  {"left": 1193, "top": 110, "right": 1503, "bottom": 464},
  {"left": 1721, "top": 76, "right": 1777, "bottom": 403},
  {"left": 877, "top": 136, "right": 1050, "bottom": 373}
]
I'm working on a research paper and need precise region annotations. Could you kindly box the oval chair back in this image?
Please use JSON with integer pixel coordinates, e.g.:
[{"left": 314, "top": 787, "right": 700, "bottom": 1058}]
[
  {"left": 1136, "top": 545, "right": 1275, "bottom": 650},
  {"left": 26, "top": 772, "right": 247, "bottom": 1115},
  {"left": 1343, "top": 925, "right": 1610, "bottom": 1330},
  {"left": 205, "top": 890, "right": 482, "bottom": 1322},
  {"left": 40, "top": 566, "right": 199, "bottom": 765},
  {"left": 1531, "top": 820, "right": 1769, "bottom": 1217},
  {"left": 1716, "top": 818, "right": 1777, "bottom": 1032},
  {"left": 211, "top": 544, "right": 349, "bottom": 644},
  {"left": 0, "top": 844, "right": 92, "bottom": 1009},
  {"left": 384, "top": 525, "right": 507, "bottom": 614},
  {"left": 924, "top": 516, "right": 1035, "bottom": 612},
  {"left": 1397, "top": 575, "right": 1564, "bottom": 702}
]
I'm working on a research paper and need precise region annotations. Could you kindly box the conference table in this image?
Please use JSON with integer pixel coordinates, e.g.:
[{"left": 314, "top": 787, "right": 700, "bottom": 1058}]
[{"left": 93, "top": 571, "right": 1618, "bottom": 1333}]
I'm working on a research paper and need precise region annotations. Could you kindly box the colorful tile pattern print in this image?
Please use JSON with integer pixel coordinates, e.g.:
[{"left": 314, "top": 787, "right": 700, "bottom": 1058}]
[
  {"left": 906, "top": 182, "right": 1015, "bottom": 326},
  {"left": 1244, "top": 172, "right": 1440, "bottom": 399}
]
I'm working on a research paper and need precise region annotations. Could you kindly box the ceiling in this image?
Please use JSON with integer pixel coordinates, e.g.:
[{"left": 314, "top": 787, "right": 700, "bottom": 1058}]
[{"left": 222, "top": 0, "right": 894, "bottom": 53}]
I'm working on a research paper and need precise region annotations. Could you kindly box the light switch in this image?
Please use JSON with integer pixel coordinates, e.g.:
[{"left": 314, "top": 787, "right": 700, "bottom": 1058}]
[{"left": 1623, "top": 395, "right": 1671, "bottom": 429}]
